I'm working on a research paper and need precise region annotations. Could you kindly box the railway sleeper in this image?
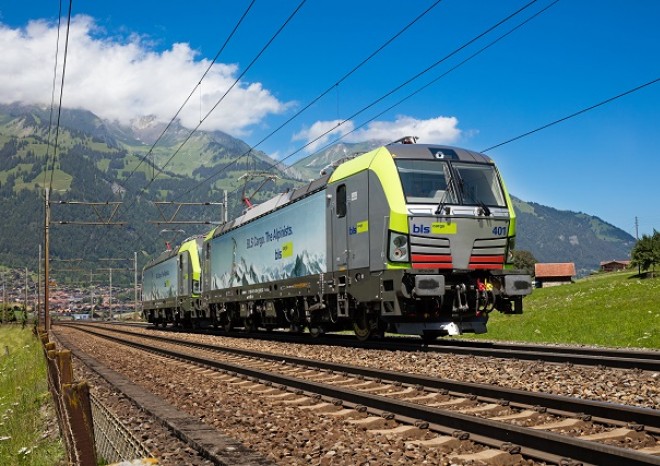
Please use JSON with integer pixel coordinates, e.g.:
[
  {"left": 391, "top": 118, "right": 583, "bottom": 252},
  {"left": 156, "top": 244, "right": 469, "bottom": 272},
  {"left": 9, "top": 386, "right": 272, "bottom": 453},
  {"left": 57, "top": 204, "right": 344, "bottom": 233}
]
[
  {"left": 406, "top": 435, "right": 463, "bottom": 451},
  {"left": 531, "top": 417, "right": 590, "bottom": 431},
  {"left": 369, "top": 424, "right": 428, "bottom": 440},
  {"left": 580, "top": 427, "right": 646, "bottom": 442},
  {"left": 461, "top": 403, "right": 512, "bottom": 417},
  {"left": 348, "top": 416, "right": 393, "bottom": 429},
  {"left": 298, "top": 402, "right": 344, "bottom": 414},
  {"left": 449, "top": 449, "right": 522, "bottom": 466}
]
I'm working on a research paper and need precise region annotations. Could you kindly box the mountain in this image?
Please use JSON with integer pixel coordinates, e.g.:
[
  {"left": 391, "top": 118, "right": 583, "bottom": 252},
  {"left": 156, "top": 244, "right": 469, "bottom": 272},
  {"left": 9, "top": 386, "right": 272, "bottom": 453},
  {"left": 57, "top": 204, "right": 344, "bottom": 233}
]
[
  {"left": 0, "top": 103, "right": 301, "bottom": 279},
  {"left": 0, "top": 104, "right": 634, "bottom": 277},
  {"left": 286, "top": 140, "right": 385, "bottom": 180},
  {"left": 512, "top": 197, "right": 635, "bottom": 276}
]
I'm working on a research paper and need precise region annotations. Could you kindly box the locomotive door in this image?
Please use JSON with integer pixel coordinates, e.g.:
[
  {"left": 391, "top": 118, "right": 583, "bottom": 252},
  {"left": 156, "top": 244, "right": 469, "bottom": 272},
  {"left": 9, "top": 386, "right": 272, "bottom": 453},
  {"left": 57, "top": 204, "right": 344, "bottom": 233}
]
[
  {"left": 331, "top": 183, "right": 349, "bottom": 272},
  {"left": 178, "top": 251, "right": 191, "bottom": 297},
  {"left": 346, "top": 172, "right": 369, "bottom": 270},
  {"left": 331, "top": 174, "right": 370, "bottom": 272}
]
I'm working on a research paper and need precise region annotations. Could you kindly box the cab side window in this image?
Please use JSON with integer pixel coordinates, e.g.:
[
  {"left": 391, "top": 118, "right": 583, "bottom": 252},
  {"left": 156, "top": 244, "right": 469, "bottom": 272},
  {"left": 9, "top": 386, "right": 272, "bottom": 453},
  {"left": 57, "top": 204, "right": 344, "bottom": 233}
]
[{"left": 336, "top": 184, "right": 347, "bottom": 218}]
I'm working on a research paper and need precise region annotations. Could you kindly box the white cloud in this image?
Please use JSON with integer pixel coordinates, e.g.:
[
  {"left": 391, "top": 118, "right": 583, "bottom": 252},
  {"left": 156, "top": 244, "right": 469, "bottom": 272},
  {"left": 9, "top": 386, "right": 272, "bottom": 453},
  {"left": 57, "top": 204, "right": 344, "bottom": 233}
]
[
  {"left": 0, "top": 16, "right": 289, "bottom": 135},
  {"left": 292, "top": 115, "right": 462, "bottom": 153},
  {"left": 345, "top": 115, "right": 461, "bottom": 144},
  {"left": 292, "top": 119, "right": 355, "bottom": 152}
]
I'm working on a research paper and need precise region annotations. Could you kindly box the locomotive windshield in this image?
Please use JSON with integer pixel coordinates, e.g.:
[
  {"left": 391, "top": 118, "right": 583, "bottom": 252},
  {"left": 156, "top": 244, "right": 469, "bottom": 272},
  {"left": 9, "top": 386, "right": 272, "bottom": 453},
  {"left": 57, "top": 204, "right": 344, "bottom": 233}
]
[
  {"left": 452, "top": 162, "right": 506, "bottom": 207},
  {"left": 396, "top": 160, "right": 506, "bottom": 207},
  {"left": 396, "top": 160, "right": 458, "bottom": 204}
]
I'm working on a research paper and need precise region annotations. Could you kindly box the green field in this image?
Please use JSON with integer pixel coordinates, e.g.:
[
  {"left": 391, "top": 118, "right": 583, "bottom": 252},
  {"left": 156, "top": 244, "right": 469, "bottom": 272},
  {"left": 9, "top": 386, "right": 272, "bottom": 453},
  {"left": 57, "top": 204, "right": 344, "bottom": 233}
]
[
  {"left": 470, "top": 271, "right": 660, "bottom": 349},
  {"left": 0, "top": 326, "right": 64, "bottom": 465}
]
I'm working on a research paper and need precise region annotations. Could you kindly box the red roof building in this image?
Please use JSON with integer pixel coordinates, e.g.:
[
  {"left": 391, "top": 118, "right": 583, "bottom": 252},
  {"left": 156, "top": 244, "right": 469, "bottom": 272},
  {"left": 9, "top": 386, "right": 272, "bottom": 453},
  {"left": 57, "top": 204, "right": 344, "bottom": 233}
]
[{"left": 534, "top": 263, "right": 576, "bottom": 288}]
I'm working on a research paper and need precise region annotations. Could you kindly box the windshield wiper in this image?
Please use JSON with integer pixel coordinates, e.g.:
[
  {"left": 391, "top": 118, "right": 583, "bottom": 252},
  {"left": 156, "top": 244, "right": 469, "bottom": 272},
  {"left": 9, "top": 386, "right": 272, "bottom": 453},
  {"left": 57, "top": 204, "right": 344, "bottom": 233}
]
[
  {"left": 434, "top": 168, "right": 456, "bottom": 216},
  {"left": 455, "top": 169, "right": 491, "bottom": 216},
  {"left": 478, "top": 201, "right": 491, "bottom": 216}
]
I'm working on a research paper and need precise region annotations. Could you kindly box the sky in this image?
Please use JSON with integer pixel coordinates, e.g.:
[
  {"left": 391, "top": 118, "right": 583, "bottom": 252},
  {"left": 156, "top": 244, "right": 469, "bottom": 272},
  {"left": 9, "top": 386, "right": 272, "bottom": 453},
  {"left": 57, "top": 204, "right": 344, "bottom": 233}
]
[{"left": 0, "top": 0, "right": 658, "bottom": 238}]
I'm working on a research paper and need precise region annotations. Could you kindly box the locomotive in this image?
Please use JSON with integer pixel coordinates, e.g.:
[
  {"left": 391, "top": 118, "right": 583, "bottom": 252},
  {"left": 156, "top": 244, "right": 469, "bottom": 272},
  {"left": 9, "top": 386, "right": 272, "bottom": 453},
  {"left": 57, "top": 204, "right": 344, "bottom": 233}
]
[{"left": 142, "top": 139, "right": 532, "bottom": 340}]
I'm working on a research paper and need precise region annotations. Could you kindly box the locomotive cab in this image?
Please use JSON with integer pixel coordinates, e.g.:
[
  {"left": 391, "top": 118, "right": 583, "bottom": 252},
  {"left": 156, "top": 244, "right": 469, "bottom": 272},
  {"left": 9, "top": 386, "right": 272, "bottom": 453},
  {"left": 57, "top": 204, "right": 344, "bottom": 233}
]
[{"left": 326, "top": 141, "right": 532, "bottom": 339}]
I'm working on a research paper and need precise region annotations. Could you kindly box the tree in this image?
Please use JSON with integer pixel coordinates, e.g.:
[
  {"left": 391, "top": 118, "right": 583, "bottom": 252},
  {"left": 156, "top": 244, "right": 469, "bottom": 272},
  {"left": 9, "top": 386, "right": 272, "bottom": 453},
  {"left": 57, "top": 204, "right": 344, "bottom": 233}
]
[
  {"left": 511, "top": 250, "right": 538, "bottom": 275},
  {"left": 631, "top": 230, "right": 660, "bottom": 276}
]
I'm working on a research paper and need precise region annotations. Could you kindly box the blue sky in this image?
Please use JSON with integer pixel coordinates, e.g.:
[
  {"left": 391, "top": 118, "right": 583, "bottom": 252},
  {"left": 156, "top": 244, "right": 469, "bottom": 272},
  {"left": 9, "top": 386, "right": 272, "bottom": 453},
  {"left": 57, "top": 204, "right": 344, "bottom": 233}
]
[{"left": 0, "top": 0, "right": 658, "bottom": 238}]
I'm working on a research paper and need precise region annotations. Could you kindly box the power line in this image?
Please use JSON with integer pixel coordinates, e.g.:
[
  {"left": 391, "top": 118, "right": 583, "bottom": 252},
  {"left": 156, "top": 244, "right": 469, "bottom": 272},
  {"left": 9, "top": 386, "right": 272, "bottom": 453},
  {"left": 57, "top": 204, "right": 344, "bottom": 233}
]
[
  {"left": 102, "top": 1, "right": 307, "bottom": 261},
  {"left": 266, "top": 0, "right": 541, "bottom": 168},
  {"left": 481, "top": 76, "right": 660, "bottom": 152},
  {"left": 73, "top": 1, "right": 257, "bottom": 265},
  {"left": 268, "top": 0, "right": 561, "bottom": 172},
  {"left": 121, "top": 0, "right": 257, "bottom": 187},
  {"left": 48, "top": 0, "right": 74, "bottom": 192},
  {"left": 42, "top": 0, "right": 64, "bottom": 193},
  {"left": 178, "top": 0, "right": 534, "bottom": 201},
  {"left": 176, "top": 0, "right": 445, "bottom": 200},
  {"left": 137, "top": 0, "right": 308, "bottom": 196},
  {"left": 70, "top": 0, "right": 444, "bottom": 229}
]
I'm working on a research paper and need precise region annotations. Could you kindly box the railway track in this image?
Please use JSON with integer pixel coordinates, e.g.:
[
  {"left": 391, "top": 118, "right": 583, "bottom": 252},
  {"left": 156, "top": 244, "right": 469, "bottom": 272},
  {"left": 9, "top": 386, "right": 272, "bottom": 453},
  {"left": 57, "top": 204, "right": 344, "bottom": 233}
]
[
  {"left": 52, "top": 329, "right": 272, "bottom": 465},
  {"left": 58, "top": 322, "right": 660, "bottom": 465},
  {"left": 114, "top": 320, "right": 660, "bottom": 372}
]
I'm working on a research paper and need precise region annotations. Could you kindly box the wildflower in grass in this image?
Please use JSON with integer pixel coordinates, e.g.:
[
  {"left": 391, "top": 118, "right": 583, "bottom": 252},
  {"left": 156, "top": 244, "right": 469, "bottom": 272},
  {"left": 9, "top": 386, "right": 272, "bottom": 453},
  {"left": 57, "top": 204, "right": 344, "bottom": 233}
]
[{"left": 18, "top": 446, "right": 33, "bottom": 455}]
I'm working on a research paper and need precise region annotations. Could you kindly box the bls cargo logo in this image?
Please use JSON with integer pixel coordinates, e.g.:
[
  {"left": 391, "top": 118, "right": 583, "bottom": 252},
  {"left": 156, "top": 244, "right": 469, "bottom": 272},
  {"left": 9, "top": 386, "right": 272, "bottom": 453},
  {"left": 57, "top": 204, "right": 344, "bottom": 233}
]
[
  {"left": 348, "top": 221, "right": 369, "bottom": 235},
  {"left": 412, "top": 222, "right": 457, "bottom": 235},
  {"left": 275, "top": 241, "right": 293, "bottom": 260}
]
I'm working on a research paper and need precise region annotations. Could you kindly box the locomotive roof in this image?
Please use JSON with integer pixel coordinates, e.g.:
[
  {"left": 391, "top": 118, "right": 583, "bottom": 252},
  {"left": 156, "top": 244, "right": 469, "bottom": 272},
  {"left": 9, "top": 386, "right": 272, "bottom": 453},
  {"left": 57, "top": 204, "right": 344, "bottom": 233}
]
[
  {"left": 385, "top": 143, "right": 494, "bottom": 163},
  {"left": 209, "top": 142, "right": 494, "bottom": 239},
  {"left": 144, "top": 235, "right": 203, "bottom": 269}
]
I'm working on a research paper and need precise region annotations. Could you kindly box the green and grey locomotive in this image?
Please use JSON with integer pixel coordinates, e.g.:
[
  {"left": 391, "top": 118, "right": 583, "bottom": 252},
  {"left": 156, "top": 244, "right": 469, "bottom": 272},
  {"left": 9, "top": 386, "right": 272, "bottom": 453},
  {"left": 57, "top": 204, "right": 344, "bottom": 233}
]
[{"left": 143, "top": 139, "right": 532, "bottom": 340}]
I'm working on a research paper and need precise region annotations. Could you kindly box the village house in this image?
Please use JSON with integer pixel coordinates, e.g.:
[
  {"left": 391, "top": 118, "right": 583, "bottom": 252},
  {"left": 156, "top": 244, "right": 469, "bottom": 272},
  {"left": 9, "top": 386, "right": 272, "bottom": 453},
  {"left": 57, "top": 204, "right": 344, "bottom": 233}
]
[
  {"left": 599, "top": 260, "right": 630, "bottom": 273},
  {"left": 534, "top": 262, "right": 576, "bottom": 288}
]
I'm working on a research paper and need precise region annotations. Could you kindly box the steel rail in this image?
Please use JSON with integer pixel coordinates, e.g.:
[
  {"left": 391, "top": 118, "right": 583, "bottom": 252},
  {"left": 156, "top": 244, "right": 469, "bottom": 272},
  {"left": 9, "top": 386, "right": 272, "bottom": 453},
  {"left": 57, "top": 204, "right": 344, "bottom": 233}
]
[
  {"left": 114, "top": 320, "right": 660, "bottom": 371},
  {"left": 86, "top": 323, "right": 660, "bottom": 431},
  {"left": 65, "top": 323, "right": 660, "bottom": 466}
]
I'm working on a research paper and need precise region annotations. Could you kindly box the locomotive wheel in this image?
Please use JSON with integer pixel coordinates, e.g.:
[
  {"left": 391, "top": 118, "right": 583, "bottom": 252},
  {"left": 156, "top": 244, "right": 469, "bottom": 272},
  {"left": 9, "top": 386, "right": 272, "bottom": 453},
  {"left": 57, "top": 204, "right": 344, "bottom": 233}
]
[
  {"left": 223, "top": 315, "right": 234, "bottom": 332},
  {"left": 353, "top": 305, "right": 379, "bottom": 341},
  {"left": 244, "top": 315, "right": 258, "bottom": 332},
  {"left": 289, "top": 323, "right": 304, "bottom": 334},
  {"left": 309, "top": 325, "right": 324, "bottom": 338}
]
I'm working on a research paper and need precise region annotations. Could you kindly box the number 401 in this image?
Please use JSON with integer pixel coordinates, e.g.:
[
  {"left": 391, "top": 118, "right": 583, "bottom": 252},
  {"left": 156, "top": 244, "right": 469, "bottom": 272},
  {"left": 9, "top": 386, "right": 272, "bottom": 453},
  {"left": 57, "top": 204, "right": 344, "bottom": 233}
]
[{"left": 492, "top": 226, "right": 506, "bottom": 235}]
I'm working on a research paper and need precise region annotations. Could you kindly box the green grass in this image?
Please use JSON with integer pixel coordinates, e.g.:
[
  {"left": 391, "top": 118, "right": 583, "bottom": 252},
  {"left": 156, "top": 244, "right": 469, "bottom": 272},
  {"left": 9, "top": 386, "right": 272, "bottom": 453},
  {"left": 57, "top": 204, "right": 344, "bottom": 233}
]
[
  {"left": 0, "top": 326, "right": 65, "bottom": 465},
  {"left": 468, "top": 271, "right": 660, "bottom": 349}
]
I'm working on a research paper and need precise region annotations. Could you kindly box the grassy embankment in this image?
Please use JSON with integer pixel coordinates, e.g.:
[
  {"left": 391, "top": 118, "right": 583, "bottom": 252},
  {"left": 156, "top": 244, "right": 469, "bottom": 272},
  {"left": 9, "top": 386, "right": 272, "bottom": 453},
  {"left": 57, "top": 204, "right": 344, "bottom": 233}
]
[
  {"left": 470, "top": 271, "right": 659, "bottom": 349},
  {"left": 0, "top": 326, "right": 65, "bottom": 465}
]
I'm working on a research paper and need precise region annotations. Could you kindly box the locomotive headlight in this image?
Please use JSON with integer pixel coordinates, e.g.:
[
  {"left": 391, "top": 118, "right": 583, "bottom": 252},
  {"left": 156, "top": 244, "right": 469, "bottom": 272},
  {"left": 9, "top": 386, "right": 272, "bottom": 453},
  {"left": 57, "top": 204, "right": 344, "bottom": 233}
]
[{"left": 389, "top": 232, "right": 409, "bottom": 262}]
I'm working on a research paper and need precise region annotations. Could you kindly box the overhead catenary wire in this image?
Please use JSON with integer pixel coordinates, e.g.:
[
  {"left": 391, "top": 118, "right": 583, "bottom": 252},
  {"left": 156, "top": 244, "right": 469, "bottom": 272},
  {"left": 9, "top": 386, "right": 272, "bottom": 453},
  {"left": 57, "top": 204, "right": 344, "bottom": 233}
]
[
  {"left": 96, "top": 1, "right": 308, "bottom": 263},
  {"left": 480, "top": 76, "right": 660, "bottom": 152},
  {"left": 136, "top": 0, "right": 308, "bottom": 197},
  {"left": 264, "top": 0, "right": 561, "bottom": 173},
  {"left": 215, "top": 0, "right": 561, "bottom": 212},
  {"left": 46, "top": 0, "right": 74, "bottom": 192},
  {"left": 42, "top": 0, "right": 64, "bottom": 193},
  {"left": 75, "top": 0, "right": 257, "bottom": 263},
  {"left": 266, "top": 0, "right": 542, "bottom": 170},
  {"left": 177, "top": 0, "right": 539, "bottom": 202},
  {"left": 120, "top": 0, "right": 257, "bottom": 187}
]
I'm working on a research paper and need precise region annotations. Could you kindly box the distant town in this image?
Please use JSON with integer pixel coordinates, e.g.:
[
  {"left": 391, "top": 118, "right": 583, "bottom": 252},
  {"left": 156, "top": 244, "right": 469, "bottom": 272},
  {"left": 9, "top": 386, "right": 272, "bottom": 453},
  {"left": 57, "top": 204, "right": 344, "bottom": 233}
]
[{"left": 0, "top": 267, "right": 139, "bottom": 321}]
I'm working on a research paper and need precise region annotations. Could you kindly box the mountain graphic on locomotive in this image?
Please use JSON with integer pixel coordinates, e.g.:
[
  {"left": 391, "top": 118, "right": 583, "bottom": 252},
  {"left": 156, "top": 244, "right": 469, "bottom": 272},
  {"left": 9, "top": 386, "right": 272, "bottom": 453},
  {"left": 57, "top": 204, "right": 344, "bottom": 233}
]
[{"left": 142, "top": 138, "right": 533, "bottom": 341}]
